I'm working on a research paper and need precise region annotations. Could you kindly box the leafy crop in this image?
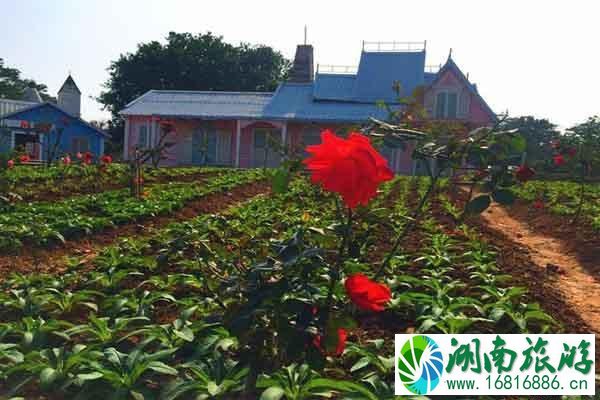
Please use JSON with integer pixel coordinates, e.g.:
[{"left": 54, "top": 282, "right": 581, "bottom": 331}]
[{"left": 0, "top": 175, "right": 559, "bottom": 398}]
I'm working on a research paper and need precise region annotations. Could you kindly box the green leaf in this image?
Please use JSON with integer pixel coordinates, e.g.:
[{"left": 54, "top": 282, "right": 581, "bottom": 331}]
[
  {"left": 350, "top": 356, "right": 370, "bottom": 372},
  {"left": 147, "top": 361, "right": 178, "bottom": 375},
  {"left": 130, "top": 390, "right": 145, "bottom": 400},
  {"left": 272, "top": 168, "right": 291, "bottom": 194},
  {"left": 510, "top": 134, "right": 527, "bottom": 153},
  {"left": 307, "top": 378, "right": 379, "bottom": 400},
  {"left": 327, "top": 315, "right": 357, "bottom": 331},
  {"left": 259, "top": 387, "right": 285, "bottom": 400},
  {"left": 180, "top": 306, "right": 198, "bottom": 321},
  {"left": 492, "top": 189, "right": 515, "bottom": 205},
  {"left": 40, "top": 367, "right": 58, "bottom": 387},
  {"left": 75, "top": 371, "right": 103, "bottom": 382},
  {"left": 465, "top": 195, "right": 491, "bottom": 214},
  {"left": 207, "top": 381, "right": 220, "bottom": 396},
  {"left": 174, "top": 327, "right": 194, "bottom": 342}
]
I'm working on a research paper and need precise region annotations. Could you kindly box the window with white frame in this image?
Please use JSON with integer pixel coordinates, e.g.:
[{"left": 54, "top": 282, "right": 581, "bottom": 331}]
[
  {"left": 434, "top": 91, "right": 458, "bottom": 119},
  {"left": 138, "top": 125, "right": 148, "bottom": 148}
]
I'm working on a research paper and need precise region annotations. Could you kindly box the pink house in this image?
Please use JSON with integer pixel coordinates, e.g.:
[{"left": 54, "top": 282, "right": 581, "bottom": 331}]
[{"left": 120, "top": 41, "right": 495, "bottom": 173}]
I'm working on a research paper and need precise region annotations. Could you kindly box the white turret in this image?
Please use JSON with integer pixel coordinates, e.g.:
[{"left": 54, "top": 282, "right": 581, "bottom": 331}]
[{"left": 58, "top": 75, "right": 81, "bottom": 117}]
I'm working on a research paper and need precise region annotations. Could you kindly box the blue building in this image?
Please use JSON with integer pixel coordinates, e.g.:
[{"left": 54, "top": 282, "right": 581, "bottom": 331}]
[{"left": 0, "top": 75, "right": 110, "bottom": 161}]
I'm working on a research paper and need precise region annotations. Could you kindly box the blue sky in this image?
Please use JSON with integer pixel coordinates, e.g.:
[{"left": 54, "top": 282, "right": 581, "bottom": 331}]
[{"left": 1, "top": 0, "right": 599, "bottom": 128}]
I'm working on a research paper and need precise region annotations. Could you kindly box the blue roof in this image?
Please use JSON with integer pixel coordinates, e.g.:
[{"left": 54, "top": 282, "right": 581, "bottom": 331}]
[
  {"left": 120, "top": 90, "right": 273, "bottom": 119},
  {"left": 312, "top": 51, "right": 425, "bottom": 103},
  {"left": 313, "top": 74, "right": 356, "bottom": 101},
  {"left": 0, "top": 102, "right": 110, "bottom": 138},
  {"left": 353, "top": 51, "right": 425, "bottom": 102},
  {"left": 263, "top": 83, "right": 393, "bottom": 123}
]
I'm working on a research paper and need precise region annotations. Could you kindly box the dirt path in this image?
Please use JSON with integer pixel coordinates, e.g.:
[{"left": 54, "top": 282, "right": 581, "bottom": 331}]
[
  {"left": 479, "top": 202, "right": 600, "bottom": 338},
  {"left": 0, "top": 180, "right": 271, "bottom": 278}
]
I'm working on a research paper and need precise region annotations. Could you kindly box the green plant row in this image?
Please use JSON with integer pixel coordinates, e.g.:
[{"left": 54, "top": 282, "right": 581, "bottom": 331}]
[
  {"left": 1, "top": 164, "right": 229, "bottom": 202},
  {"left": 1, "top": 164, "right": 226, "bottom": 185},
  {"left": 0, "top": 176, "right": 557, "bottom": 399},
  {"left": 512, "top": 180, "right": 600, "bottom": 229},
  {"left": 0, "top": 169, "right": 265, "bottom": 252}
]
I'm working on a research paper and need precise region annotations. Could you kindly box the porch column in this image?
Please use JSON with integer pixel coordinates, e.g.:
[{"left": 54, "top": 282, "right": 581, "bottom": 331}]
[
  {"left": 123, "top": 118, "right": 130, "bottom": 160},
  {"left": 235, "top": 120, "right": 241, "bottom": 168},
  {"left": 151, "top": 118, "right": 158, "bottom": 147},
  {"left": 281, "top": 122, "right": 287, "bottom": 162}
]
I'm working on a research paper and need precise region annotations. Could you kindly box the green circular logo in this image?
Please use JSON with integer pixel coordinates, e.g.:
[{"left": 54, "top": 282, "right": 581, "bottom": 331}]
[{"left": 397, "top": 335, "right": 444, "bottom": 394}]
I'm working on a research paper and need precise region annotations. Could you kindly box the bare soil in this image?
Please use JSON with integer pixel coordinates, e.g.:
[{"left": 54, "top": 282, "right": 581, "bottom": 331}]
[{"left": 474, "top": 202, "right": 600, "bottom": 362}]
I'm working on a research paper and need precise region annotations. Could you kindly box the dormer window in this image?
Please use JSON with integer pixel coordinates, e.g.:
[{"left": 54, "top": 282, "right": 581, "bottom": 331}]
[{"left": 435, "top": 91, "right": 458, "bottom": 119}]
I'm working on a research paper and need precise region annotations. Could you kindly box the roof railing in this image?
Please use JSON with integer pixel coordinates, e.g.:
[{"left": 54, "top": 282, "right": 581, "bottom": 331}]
[
  {"left": 425, "top": 64, "right": 441, "bottom": 73},
  {"left": 316, "top": 64, "right": 358, "bottom": 74},
  {"left": 362, "top": 40, "right": 426, "bottom": 52}
]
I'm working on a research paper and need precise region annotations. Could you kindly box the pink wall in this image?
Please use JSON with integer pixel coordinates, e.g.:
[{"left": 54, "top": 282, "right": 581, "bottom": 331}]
[
  {"left": 424, "top": 68, "right": 494, "bottom": 128},
  {"left": 468, "top": 95, "right": 494, "bottom": 126},
  {"left": 396, "top": 142, "right": 415, "bottom": 175},
  {"left": 123, "top": 117, "right": 412, "bottom": 174}
]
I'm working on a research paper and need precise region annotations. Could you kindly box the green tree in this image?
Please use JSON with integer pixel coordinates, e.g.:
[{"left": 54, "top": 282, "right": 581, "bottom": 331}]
[
  {"left": 0, "top": 58, "right": 55, "bottom": 102},
  {"left": 98, "top": 32, "right": 290, "bottom": 147},
  {"left": 500, "top": 116, "right": 559, "bottom": 166},
  {"left": 564, "top": 116, "right": 600, "bottom": 177}
]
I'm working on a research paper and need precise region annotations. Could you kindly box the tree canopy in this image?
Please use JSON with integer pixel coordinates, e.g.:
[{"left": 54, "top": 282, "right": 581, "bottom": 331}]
[
  {"left": 0, "top": 58, "right": 55, "bottom": 102},
  {"left": 98, "top": 32, "right": 290, "bottom": 121},
  {"left": 564, "top": 116, "right": 600, "bottom": 176},
  {"left": 500, "top": 116, "right": 560, "bottom": 165}
]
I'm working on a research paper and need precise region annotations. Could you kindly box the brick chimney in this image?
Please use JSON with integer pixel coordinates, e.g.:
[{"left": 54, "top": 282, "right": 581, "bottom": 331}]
[{"left": 288, "top": 45, "right": 314, "bottom": 83}]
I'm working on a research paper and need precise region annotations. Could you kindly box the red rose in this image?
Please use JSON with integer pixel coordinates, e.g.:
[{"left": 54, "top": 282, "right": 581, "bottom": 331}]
[
  {"left": 313, "top": 328, "right": 347, "bottom": 356},
  {"left": 7, "top": 159, "right": 14, "bottom": 169},
  {"left": 82, "top": 152, "right": 93, "bottom": 165},
  {"left": 567, "top": 147, "right": 577, "bottom": 157},
  {"left": 61, "top": 155, "right": 72, "bottom": 165},
  {"left": 303, "top": 130, "right": 394, "bottom": 209},
  {"left": 515, "top": 165, "right": 535, "bottom": 182},
  {"left": 100, "top": 154, "right": 112, "bottom": 164},
  {"left": 533, "top": 200, "right": 544, "bottom": 209},
  {"left": 18, "top": 154, "right": 30, "bottom": 163},
  {"left": 553, "top": 154, "right": 566, "bottom": 166},
  {"left": 76, "top": 152, "right": 83, "bottom": 159},
  {"left": 344, "top": 273, "right": 391, "bottom": 312}
]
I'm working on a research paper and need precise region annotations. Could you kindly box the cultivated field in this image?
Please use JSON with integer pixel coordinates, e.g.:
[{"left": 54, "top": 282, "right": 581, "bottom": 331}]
[{"left": 0, "top": 164, "right": 598, "bottom": 399}]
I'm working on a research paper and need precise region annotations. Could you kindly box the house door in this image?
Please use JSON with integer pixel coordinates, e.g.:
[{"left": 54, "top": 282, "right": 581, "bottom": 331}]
[
  {"left": 253, "top": 128, "right": 281, "bottom": 168},
  {"left": 14, "top": 132, "right": 41, "bottom": 160},
  {"left": 215, "top": 130, "right": 232, "bottom": 165},
  {"left": 192, "top": 125, "right": 232, "bottom": 166}
]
